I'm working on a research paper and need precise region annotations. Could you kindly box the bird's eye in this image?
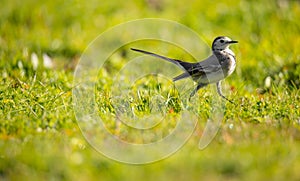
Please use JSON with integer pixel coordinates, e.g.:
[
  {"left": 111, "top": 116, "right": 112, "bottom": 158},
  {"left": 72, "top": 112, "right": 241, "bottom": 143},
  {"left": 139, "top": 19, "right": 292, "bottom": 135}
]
[{"left": 220, "top": 40, "right": 224, "bottom": 43}]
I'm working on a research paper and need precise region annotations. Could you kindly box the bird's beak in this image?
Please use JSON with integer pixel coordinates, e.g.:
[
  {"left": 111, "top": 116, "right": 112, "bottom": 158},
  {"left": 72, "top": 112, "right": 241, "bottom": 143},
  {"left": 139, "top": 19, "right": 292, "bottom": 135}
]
[{"left": 228, "top": 40, "right": 238, "bottom": 44}]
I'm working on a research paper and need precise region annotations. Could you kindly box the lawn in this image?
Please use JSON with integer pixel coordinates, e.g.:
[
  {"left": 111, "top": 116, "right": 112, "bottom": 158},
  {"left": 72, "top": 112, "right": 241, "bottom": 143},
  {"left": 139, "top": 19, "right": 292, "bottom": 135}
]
[{"left": 1, "top": 0, "right": 300, "bottom": 180}]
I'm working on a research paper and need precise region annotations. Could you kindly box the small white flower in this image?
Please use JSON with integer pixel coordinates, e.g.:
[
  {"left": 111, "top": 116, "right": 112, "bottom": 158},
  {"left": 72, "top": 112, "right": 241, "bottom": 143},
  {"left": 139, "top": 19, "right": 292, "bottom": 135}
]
[
  {"left": 43, "top": 53, "right": 53, "bottom": 69},
  {"left": 265, "top": 76, "right": 272, "bottom": 88},
  {"left": 17, "top": 60, "right": 23, "bottom": 69},
  {"left": 31, "top": 53, "right": 39, "bottom": 70},
  {"left": 36, "top": 127, "right": 43, "bottom": 133}
]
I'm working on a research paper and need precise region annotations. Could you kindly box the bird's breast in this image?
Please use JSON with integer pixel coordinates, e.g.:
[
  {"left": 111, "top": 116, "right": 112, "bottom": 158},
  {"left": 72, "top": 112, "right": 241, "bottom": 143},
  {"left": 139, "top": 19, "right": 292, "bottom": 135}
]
[
  {"left": 217, "top": 50, "right": 236, "bottom": 77},
  {"left": 223, "top": 55, "right": 236, "bottom": 76}
]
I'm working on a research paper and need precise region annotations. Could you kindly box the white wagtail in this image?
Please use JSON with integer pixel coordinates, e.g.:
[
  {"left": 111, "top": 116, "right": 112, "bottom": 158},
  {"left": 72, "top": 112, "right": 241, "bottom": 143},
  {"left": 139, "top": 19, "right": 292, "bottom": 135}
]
[{"left": 131, "top": 36, "right": 238, "bottom": 103}]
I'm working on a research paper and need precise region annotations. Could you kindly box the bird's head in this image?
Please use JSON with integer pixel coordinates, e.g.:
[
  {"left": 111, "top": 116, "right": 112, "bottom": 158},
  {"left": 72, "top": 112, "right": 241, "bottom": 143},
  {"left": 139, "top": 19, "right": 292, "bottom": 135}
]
[{"left": 212, "top": 36, "right": 238, "bottom": 51}]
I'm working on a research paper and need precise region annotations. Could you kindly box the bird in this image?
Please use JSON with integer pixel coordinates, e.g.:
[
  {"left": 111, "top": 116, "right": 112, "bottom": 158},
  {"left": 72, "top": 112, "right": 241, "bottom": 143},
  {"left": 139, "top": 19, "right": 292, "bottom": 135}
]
[{"left": 131, "top": 36, "right": 238, "bottom": 103}]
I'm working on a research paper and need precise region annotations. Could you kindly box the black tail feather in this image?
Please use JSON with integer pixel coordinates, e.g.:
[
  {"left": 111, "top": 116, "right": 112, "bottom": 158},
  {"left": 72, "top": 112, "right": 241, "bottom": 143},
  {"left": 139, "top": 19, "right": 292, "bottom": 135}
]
[{"left": 131, "top": 48, "right": 180, "bottom": 65}]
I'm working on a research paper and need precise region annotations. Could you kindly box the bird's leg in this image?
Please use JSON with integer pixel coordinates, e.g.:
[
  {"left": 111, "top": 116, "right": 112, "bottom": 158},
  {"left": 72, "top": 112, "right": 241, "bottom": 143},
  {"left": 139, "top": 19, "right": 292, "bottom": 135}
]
[
  {"left": 189, "top": 83, "right": 207, "bottom": 100},
  {"left": 216, "top": 81, "right": 234, "bottom": 104}
]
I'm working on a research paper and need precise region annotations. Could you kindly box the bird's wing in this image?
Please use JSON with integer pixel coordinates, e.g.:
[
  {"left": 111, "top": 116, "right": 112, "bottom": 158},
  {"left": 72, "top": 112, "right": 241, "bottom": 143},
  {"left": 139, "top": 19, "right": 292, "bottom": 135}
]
[
  {"left": 197, "top": 64, "right": 221, "bottom": 73},
  {"left": 182, "top": 55, "right": 221, "bottom": 75},
  {"left": 195, "top": 54, "right": 222, "bottom": 73}
]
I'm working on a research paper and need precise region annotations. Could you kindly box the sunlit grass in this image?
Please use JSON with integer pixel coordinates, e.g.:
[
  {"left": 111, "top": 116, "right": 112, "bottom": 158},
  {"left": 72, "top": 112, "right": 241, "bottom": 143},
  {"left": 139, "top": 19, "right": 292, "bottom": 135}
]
[{"left": 1, "top": 0, "right": 300, "bottom": 180}]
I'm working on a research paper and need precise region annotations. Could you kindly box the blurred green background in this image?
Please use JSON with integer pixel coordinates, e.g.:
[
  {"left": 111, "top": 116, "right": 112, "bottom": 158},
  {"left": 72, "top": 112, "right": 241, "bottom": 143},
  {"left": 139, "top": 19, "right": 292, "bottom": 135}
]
[{"left": 1, "top": 0, "right": 300, "bottom": 180}]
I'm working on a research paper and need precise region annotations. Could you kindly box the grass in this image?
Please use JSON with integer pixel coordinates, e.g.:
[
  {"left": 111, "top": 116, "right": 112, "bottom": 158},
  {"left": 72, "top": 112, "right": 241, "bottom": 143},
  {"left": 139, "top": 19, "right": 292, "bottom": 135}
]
[{"left": 1, "top": 0, "right": 300, "bottom": 180}]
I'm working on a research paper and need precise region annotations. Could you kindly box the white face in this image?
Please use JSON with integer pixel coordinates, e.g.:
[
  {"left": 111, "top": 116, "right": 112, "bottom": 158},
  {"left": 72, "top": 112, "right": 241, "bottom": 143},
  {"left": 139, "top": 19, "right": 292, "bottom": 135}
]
[{"left": 212, "top": 36, "right": 237, "bottom": 50}]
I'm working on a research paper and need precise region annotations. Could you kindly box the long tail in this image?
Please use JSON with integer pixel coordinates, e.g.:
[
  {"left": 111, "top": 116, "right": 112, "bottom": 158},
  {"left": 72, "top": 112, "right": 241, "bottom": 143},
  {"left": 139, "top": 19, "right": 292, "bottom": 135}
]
[
  {"left": 173, "top": 72, "right": 190, "bottom": 81},
  {"left": 131, "top": 48, "right": 182, "bottom": 67},
  {"left": 131, "top": 48, "right": 193, "bottom": 81}
]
